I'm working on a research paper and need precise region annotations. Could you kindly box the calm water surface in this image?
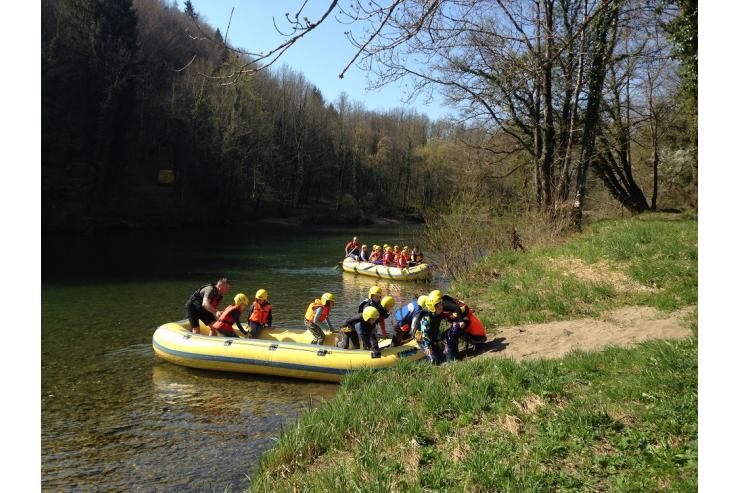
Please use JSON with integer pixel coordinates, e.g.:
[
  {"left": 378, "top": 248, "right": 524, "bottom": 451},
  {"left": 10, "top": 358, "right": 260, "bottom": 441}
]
[{"left": 42, "top": 224, "right": 441, "bottom": 492}]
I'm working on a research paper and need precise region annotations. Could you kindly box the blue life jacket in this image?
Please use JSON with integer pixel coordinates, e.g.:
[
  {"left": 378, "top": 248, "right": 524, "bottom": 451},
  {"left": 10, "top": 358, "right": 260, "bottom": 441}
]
[{"left": 394, "top": 300, "right": 421, "bottom": 325}]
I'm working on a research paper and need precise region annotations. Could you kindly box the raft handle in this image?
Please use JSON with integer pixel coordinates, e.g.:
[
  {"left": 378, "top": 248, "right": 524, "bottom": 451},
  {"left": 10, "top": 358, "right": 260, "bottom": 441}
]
[
  {"left": 317, "top": 349, "right": 328, "bottom": 357},
  {"left": 224, "top": 339, "right": 233, "bottom": 346},
  {"left": 183, "top": 334, "right": 192, "bottom": 340},
  {"left": 269, "top": 344, "right": 278, "bottom": 351}
]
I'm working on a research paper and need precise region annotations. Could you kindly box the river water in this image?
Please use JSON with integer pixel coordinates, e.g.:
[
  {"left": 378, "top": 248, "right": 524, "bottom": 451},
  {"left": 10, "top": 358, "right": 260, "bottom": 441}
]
[{"left": 41, "top": 224, "right": 439, "bottom": 492}]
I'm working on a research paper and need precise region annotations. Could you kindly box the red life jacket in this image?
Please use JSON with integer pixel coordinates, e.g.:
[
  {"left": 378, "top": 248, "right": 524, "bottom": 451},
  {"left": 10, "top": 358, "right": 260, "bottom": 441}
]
[
  {"left": 383, "top": 252, "right": 394, "bottom": 266},
  {"left": 305, "top": 299, "right": 331, "bottom": 323},
  {"left": 212, "top": 304, "right": 240, "bottom": 334},
  {"left": 397, "top": 255, "right": 408, "bottom": 268},
  {"left": 249, "top": 301, "right": 271, "bottom": 325}
]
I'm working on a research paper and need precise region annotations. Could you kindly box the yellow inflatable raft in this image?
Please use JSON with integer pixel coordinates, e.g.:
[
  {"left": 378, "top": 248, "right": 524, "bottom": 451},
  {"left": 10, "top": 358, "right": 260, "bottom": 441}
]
[
  {"left": 152, "top": 320, "right": 425, "bottom": 383},
  {"left": 341, "top": 258, "right": 432, "bottom": 281}
]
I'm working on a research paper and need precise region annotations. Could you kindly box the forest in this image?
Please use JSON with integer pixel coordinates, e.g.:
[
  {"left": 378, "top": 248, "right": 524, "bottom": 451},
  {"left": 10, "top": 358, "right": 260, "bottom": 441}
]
[{"left": 41, "top": 0, "right": 697, "bottom": 234}]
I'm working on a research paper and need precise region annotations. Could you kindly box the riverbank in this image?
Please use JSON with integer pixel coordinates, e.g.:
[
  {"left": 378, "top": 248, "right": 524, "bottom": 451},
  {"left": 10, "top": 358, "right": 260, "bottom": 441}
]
[{"left": 248, "top": 215, "right": 698, "bottom": 492}]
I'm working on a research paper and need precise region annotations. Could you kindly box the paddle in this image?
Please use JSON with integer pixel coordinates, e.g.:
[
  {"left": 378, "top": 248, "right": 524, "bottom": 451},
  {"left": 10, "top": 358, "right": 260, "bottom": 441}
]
[{"left": 332, "top": 259, "right": 344, "bottom": 270}]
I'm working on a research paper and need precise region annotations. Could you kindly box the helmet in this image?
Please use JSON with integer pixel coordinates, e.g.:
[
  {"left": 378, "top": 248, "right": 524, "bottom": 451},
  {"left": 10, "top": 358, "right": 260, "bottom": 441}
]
[
  {"left": 361, "top": 244, "right": 367, "bottom": 249},
  {"left": 321, "top": 292, "right": 335, "bottom": 304},
  {"left": 417, "top": 295, "right": 428, "bottom": 308},
  {"left": 380, "top": 296, "right": 395, "bottom": 310},
  {"left": 369, "top": 286, "right": 382, "bottom": 297},
  {"left": 425, "top": 297, "right": 442, "bottom": 312},
  {"left": 394, "top": 245, "right": 400, "bottom": 250},
  {"left": 362, "top": 306, "right": 380, "bottom": 322},
  {"left": 234, "top": 293, "right": 249, "bottom": 307},
  {"left": 255, "top": 289, "right": 268, "bottom": 301},
  {"left": 383, "top": 244, "right": 389, "bottom": 249},
  {"left": 427, "top": 291, "right": 442, "bottom": 306},
  {"left": 385, "top": 246, "right": 392, "bottom": 253}
]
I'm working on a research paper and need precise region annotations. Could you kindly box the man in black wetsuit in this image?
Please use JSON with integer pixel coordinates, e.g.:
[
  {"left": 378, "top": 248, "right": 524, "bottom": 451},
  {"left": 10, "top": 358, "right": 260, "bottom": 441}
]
[{"left": 184, "top": 278, "right": 231, "bottom": 334}]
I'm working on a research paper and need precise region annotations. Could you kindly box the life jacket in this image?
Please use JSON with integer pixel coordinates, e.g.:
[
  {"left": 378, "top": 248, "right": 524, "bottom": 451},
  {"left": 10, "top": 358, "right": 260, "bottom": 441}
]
[
  {"left": 369, "top": 251, "right": 381, "bottom": 262},
  {"left": 346, "top": 241, "right": 360, "bottom": 255},
  {"left": 188, "top": 283, "right": 222, "bottom": 309},
  {"left": 249, "top": 301, "right": 272, "bottom": 325},
  {"left": 212, "top": 304, "right": 240, "bottom": 333},
  {"left": 305, "top": 299, "right": 331, "bottom": 323},
  {"left": 383, "top": 252, "right": 394, "bottom": 265},
  {"left": 397, "top": 255, "right": 408, "bottom": 268},
  {"left": 394, "top": 300, "right": 420, "bottom": 326}
]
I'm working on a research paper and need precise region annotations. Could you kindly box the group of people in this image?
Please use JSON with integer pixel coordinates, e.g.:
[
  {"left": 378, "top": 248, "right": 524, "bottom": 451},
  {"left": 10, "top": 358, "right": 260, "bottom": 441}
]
[
  {"left": 183, "top": 279, "right": 338, "bottom": 346},
  {"left": 184, "top": 278, "right": 273, "bottom": 338},
  {"left": 184, "top": 278, "right": 472, "bottom": 365},
  {"left": 344, "top": 236, "right": 424, "bottom": 268}
]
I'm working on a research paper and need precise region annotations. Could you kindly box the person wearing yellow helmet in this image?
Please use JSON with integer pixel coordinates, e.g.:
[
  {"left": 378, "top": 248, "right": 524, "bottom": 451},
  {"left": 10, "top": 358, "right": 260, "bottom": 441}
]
[
  {"left": 390, "top": 294, "right": 427, "bottom": 346},
  {"left": 184, "top": 277, "right": 231, "bottom": 334},
  {"left": 358, "top": 287, "right": 391, "bottom": 339},
  {"left": 246, "top": 289, "right": 272, "bottom": 338},
  {"left": 304, "top": 293, "right": 336, "bottom": 344},
  {"left": 382, "top": 247, "right": 394, "bottom": 266},
  {"left": 369, "top": 245, "right": 382, "bottom": 263},
  {"left": 427, "top": 290, "right": 472, "bottom": 362},
  {"left": 417, "top": 295, "right": 445, "bottom": 364},
  {"left": 336, "top": 305, "right": 382, "bottom": 358},
  {"left": 211, "top": 292, "right": 250, "bottom": 337}
]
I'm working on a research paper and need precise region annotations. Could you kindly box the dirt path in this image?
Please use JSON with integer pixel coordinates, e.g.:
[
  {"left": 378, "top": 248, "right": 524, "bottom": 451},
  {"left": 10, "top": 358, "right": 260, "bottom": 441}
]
[{"left": 474, "top": 305, "right": 696, "bottom": 361}]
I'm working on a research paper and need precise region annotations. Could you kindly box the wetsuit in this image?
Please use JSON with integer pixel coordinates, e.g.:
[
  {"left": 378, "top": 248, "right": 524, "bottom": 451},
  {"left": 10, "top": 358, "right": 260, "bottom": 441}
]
[
  {"left": 339, "top": 314, "right": 380, "bottom": 357},
  {"left": 418, "top": 311, "right": 444, "bottom": 365},
  {"left": 185, "top": 283, "right": 222, "bottom": 331}
]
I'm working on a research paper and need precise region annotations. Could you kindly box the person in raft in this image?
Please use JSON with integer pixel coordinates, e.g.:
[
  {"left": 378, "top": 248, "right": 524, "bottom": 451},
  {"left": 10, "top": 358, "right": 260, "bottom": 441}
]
[
  {"left": 391, "top": 294, "right": 427, "bottom": 346},
  {"left": 345, "top": 236, "right": 361, "bottom": 260},
  {"left": 359, "top": 244, "right": 371, "bottom": 262},
  {"left": 369, "top": 245, "right": 382, "bottom": 263},
  {"left": 358, "top": 286, "right": 392, "bottom": 339},
  {"left": 409, "top": 245, "right": 424, "bottom": 266},
  {"left": 211, "top": 293, "right": 250, "bottom": 337},
  {"left": 382, "top": 246, "right": 394, "bottom": 266},
  {"left": 338, "top": 306, "right": 382, "bottom": 358},
  {"left": 246, "top": 289, "right": 272, "bottom": 338},
  {"left": 304, "top": 292, "right": 336, "bottom": 345},
  {"left": 185, "top": 278, "right": 230, "bottom": 334},
  {"left": 417, "top": 296, "right": 446, "bottom": 365}
]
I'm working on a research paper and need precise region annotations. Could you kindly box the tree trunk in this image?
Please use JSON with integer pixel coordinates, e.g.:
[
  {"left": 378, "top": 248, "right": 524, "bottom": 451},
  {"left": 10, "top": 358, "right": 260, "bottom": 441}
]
[{"left": 572, "top": 2, "right": 620, "bottom": 229}]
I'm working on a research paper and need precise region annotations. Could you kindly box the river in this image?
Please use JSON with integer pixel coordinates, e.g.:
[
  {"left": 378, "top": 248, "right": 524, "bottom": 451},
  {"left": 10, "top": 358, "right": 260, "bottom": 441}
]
[{"left": 41, "top": 223, "right": 440, "bottom": 492}]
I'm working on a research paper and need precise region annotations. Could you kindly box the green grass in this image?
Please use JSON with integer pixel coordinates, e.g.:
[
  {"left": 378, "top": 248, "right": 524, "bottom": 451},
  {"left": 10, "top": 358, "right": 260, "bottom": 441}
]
[
  {"left": 250, "top": 339, "right": 697, "bottom": 492},
  {"left": 456, "top": 216, "right": 697, "bottom": 327},
  {"left": 248, "top": 216, "right": 698, "bottom": 492}
]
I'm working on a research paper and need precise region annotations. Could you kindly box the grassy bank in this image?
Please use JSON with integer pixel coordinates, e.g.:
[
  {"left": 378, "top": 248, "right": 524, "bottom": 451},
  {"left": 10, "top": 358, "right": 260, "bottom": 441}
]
[{"left": 249, "top": 216, "right": 698, "bottom": 492}]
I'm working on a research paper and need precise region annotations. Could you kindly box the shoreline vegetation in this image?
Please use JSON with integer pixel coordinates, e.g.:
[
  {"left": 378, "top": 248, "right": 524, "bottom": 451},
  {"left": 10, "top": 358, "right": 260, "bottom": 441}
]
[{"left": 248, "top": 215, "right": 697, "bottom": 492}]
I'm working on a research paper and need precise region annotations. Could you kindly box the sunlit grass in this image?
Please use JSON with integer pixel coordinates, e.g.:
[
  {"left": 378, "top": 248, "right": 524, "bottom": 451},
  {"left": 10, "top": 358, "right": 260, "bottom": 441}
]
[{"left": 247, "top": 216, "right": 698, "bottom": 492}]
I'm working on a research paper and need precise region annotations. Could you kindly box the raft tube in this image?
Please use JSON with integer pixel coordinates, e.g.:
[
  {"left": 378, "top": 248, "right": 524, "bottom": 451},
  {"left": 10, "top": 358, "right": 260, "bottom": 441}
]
[
  {"left": 341, "top": 258, "right": 432, "bottom": 281},
  {"left": 152, "top": 320, "right": 426, "bottom": 383}
]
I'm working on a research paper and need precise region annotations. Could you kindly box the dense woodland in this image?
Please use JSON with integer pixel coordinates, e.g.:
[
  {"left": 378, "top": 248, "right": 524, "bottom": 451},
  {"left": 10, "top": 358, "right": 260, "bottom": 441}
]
[{"left": 41, "top": 0, "right": 697, "bottom": 233}]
